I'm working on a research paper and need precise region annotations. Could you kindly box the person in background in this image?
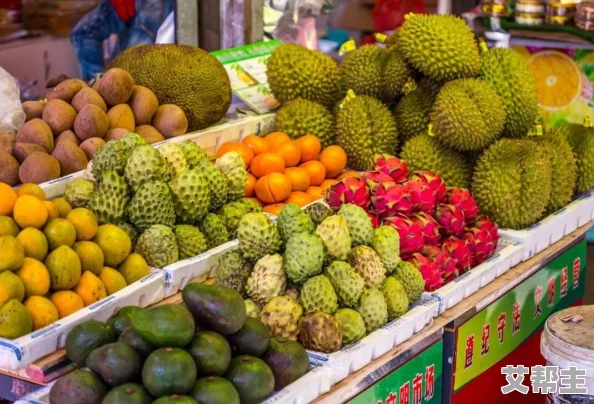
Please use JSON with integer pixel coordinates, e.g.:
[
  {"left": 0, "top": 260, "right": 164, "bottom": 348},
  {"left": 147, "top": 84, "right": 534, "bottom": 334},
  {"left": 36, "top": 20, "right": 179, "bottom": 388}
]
[{"left": 71, "top": 0, "right": 174, "bottom": 81}]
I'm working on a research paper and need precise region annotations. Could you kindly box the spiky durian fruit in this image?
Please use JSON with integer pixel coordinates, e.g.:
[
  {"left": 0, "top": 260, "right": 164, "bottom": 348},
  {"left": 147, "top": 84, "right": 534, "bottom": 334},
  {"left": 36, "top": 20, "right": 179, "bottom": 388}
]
[
  {"left": 553, "top": 123, "right": 594, "bottom": 194},
  {"left": 275, "top": 98, "right": 335, "bottom": 148},
  {"left": 393, "top": 81, "right": 438, "bottom": 144},
  {"left": 472, "top": 139, "right": 552, "bottom": 229}
]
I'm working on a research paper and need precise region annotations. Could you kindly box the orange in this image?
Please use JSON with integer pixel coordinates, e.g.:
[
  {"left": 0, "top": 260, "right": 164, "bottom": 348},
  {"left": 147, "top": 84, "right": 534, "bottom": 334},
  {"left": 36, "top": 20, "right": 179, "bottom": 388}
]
[
  {"left": 296, "top": 135, "right": 322, "bottom": 163},
  {"left": 263, "top": 203, "right": 285, "bottom": 216},
  {"left": 43, "top": 201, "right": 59, "bottom": 221},
  {"left": 0, "top": 183, "right": 17, "bottom": 216},
  {"left": 320, "top": 179, "right": 337, "bottom": 191},
  {"left": 319, "top": 145, "right": 347, "bottom": 179},
  {"left": 255, "top": 173, "right": 292, "bottom": 204},
  {"left": 13, "top": 195, "right": 48, "bottom": 229},
  {"left": 272, "top": 141, "right": 301, "bottom": 167},
  {"left": 216, "top": 141, "right": 254, "bottom": 167},
  {"left": 300, "top": 161, "right": 326, "bottom": 186},
  {"left": 264, "top": 132, "right": 291, "bottom": 148},
  {"left": 17, "top": 183, "right": 45, "bottom": 200},
  {"left": 306, "top": 186, "right": 325, "bottom": 201},
  {"left": 242, "top": 135, "right": 270, "bottom": 155},
  {"left": 245, "top": 197, "right": 263, "bottom": 207},
  {"left": 245, "top": 173, "right": 257, "bottom": 197},
  {"left": 250, "top": 153, "right": 286, "bottom": 178},
  {"left": 283, "top": 167, "right": 311, "bottom": 192},
  {"left": 337, "top": 170, "right": 362, "bottom": 180},
  {"left": 285, "top": 191, "right": 313, "bottom": 207}
]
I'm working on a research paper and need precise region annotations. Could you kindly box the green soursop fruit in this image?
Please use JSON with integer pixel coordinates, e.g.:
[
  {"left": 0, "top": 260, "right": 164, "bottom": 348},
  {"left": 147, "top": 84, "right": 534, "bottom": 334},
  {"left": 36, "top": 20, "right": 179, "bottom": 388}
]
[
  {"left": 215, "top": 251, "right": 252, "bottom": 296},
  {"left": 299, "top": 275, "right": 338, "bottom": 314},
  {"left": 64, "top": 179, "right": 95, "bottom": 208},
  {"left": 245, "top": 299, "right": 261, "bottom": 318},
  {"left": 174, "top": 225, "right": 208, "bottom": 260},
  {"left": 325, "top": 261, "right": 365, "bottom": 308},
  {"left": 237, "top": 213, "right": 282, "bottom": 261},
  {"left": 399, "top": 14, "right": 481, "bottom": 82},
  {"left": 334, "top": 308, "right": 366, "bottom": 345},
  {"left": 260, "top": 295, "right": 303, "bottom": 341},
  {"left": 199, "top": 213, "right": 230, "bottom": 248},
  {"left": 304, "top": 202, "right": 334, "bottom": 226},
  {"left": 126, "top": 181, "right": 176, "bottom": 230},
  {"left": 87, "top": 170, "right": 130, "bottom": 224},
  {"left": 431, "top": 78, "right": 506, "bottom": 152},
  {"left": 357, "top": 288, "right": 388, "bottom": 333},
  {"left": 120, "top": 132, "right": 147, "bottom": 152},
  {"left": 277, "top": 203, "right": 314, "bottom": 243},
  {"left": 92, "top": 140, "right": 128, "bottom": 179},
  {"left": 169, "top": 168, "right": 210, "bottom": 223},
  {"left": 202, "top": 163, "right": 229, "bottom": 211},
  {"left": 283, "top": 233, "right": 324, "bottom": 284},
  {"left": 275, "top": 98, "right": 335, "bottom": 148},
  {"left": 372, "top": 226, "right": 401, "bottom": 273},
  {"left": 246, "top": 254, "right": 287, "bottom": 306},
  {"left": 394, "top": 81, "right": 439, "bottom": 145},
  {"left": 555, "top": 123, "right": 594, "bottom": 194},
  {"left": 381, "top": 277, "right": 409, "bottom": 321},
  {"left": 337, "top": 204, "right": 374, "bottom": 247},
  {"left": 118, "top": 222, "right": 138, "bottom": 249},
  {"left": 124, "top": 145, "right": 170, "bottom": 191},
  {"left": 393, "top": 261, "right": 425, "bottom": 302},
  {"left": 266, "top": 43, "right": 343, "bottom": 109},
  {"left": 472, "top": 138, "right": 552, "bottom": 229},
  {"left": 158, "top": 143, "right": 189, "bottom": 177},
  {"left": 299, "top": 312, "right": 342, "bottom": 353},
  {"left": 481, "top": 47, "right": 539, "bottom": 138},
  {"left": 215, "top": 151, "right": 247, "bottom": 201},
  {"left": 348, "top": 245, "right": 386, "bottom": 288},
  {"left": 135, "top": 225, "right": 179, "bottom": 268},
  {"left": 180, "top": 139, "right": 209, "bottom": 169},
  {"left": 337, "top": 95, "right": 399, "bottom": 171},
  {"left": 400, "top": 134, "right": 473, "bottom": 188},
  {"left": 315, "top": 215, "right": 351, "bottom": 263}
]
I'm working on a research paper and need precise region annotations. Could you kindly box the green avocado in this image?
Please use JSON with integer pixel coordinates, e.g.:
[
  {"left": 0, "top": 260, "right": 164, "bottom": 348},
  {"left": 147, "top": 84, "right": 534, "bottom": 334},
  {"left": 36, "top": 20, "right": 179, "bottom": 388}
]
[
  {"left": 263, "top": 338, "right": 310, "bottom": 389},
  {"left": 65, "top": 320, "right": 115, "bottom": 367},
  {"left": 225, "top": 355, "right": 275, "bottom": 404},
  {"left": 187, "top": 331, "right": 231, "bottom": 377},
  {"left": 86, "top": 342, "right": 142, "bottom": 387},
  {"left": 130, "top": 304, "right": 195, "bottom": 347},
  {"left": 49, "top": 370, "right": 107, "bottom": 404},
  {"left": 228, "top": 317, "right": 271, "bottom": 357},
  {"left": 118, "top": 326, "right": 156, "bottom": 357},
  {"left": 101, "top": 383, "right": 152, "bottom": 404},
  {"left": 107, "top": 306, "right": 142, "bottom": 337},
  {"left": 189, "top": 376, "right": 240, "bottom": 404},
  {"left": 142, "top": 348, "right": 197, "bottom": 397}
]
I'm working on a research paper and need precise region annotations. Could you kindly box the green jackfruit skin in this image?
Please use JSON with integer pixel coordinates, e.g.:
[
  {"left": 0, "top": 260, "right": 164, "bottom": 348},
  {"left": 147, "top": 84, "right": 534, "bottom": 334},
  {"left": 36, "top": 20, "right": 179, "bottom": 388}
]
[
  {"left": 337, "top": 96, "right": 399, "bottom": 171},
  {"left": 267, "top": 43, "right": 343, "bottom": 109},
  {"left": 554, "top": 123, "right": 594, "bottom": 194},
  {"left": 275, "top": 98, "right": 336, "bottom": 148},
  {"left": 136, "top": 225, "right": 179, "bottom": 268},
  {"left": 400, "top": 134, "right": 473, "bottom": 188},
  {"left": 277, "top": 203, "right": 314, "bottom": 244},
  {"left": 110, "top": 44, "right": 231, "bottom": 131},
  {"left": 393, "top": 261, "right": 425, "bottom": 303},
  {"left": 431, "top": 78, "right": 506, "bottom": 152},
  {"left": 399, "top": 14, "right": 481, "bottom": 82},
  {"left": 127, "top": 181, "right": 176, "bottom": 230},
  {"left": 393, "top": 81, "right": 438, "bottom": 145},
  {"left": 215, "top": 251, "right": 252, "bottom": 296},
  {"left": 481, "top": 47, "right": 538, "bottom": 138},
  {"left": 472, "top": 139, "right": 552, "bottom": 229},
  {"left": 174, "top": 225, "right": 208, "bottom": 260},
  {"left": 199, "top": 213, "right": 230, "bottom": 249}
]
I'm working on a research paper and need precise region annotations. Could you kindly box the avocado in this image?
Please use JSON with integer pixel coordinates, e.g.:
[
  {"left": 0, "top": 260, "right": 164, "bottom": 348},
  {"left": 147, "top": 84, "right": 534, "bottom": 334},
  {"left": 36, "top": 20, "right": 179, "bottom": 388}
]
[
  {"left": 107, "top": 306, "right": 142, "bottom": 337},
  {"left": 102, "top": 383, "right": 152, "bottom": 404},
  {"left": 130, "top": 304, "right": 195, "bottom": 347},
  {"left": 182, "top": 283, "right": 246, "bottom": 335},
  {"left": 187, "top": 331, "right": 231, "bottom": 377},
  {"left": 225, "top": 355, "right": 275, "bottom": 404},
  {"left": 189, "top": 376, "right": 240, "bottom": 404},
  {"left": 228, "top": 317, "right": 271, "bottom": 357},
  {"left": 152, "top": 395, "right": 197, "bottom": 403},
  {"left": 49, "top": 369, "right": 107, "bottom": 404},
  {"left": 142, "top": 347, "right": 197, "bottom": 397},
  {"left": 86, "top": 342, "right": 142, "bottom": 386},
  {"left": 118, "top": 326, "right": 156, "bottom": 357},
  {"left": 263, "top": 338, "right": 310, "bottom": 390},
  {"left": 65, "top": 320, "right": 116, "bottom": 367}
]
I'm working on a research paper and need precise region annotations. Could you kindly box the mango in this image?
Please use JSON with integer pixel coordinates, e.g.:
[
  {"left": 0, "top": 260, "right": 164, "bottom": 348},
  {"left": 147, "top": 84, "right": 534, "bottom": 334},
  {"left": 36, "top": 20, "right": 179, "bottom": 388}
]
[
  {"left": 24, "top": 296, "right": 59, "bottom": 330},
  {"left": 17, "top": 227, "right": 48, "bottom": 261},
  {"left": 99, "top": 267, "right": 127, "bottom": 295},
  {"left": 93, "top": 224, "right": 131, "bottom": 267},
  {"left": 74, "top": 271, "right": 107, "bottom": 306},
  {"left": 72, "top": 241, "right": 104, "bottom": 275},
  {"left": 0, "top": 235, "right": 25, "bottom": 273},
  {"left": 118, "top": 253, "right": 150, "bottom": 284},
  {"left": 0, "top": 271, "right": 25, "bottom": 307},
  {"left": 0, "top": 299, "right": 32, "bottom": 339},
  {"left": 16, "top": 257, "right": 50, "bottom": 297},
  {"left": 45, "top": 245, "right": 81, "bottom": 290},
  {"left": 51, "top": 291, "right": 84, "bottom": 319}
]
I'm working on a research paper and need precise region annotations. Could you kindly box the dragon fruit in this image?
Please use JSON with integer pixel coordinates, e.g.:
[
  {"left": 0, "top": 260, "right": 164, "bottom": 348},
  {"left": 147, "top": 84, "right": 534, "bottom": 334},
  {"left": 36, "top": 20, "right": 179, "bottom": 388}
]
[
  {"left": 407, "top": 253, "right": 444, "bottom": 292},
  {"left": 403, "top": 178, "right": 437, "bottom": 214},
  {"left": 362, "top": 170, "right": 395, "bottom": 191},
  {"left": 383, "top": 214, "right": 424, "bottom": 258},
  {"left": 444, "top": 188, "right": 479, "bottom": 222},
  {"left": 422, "top": 245, "right": 458, "bottom": 282},
  {"left": 435, "top": 204, "right": 466, "bottom": 237},
  {"left": 326, "top": 177, "right": 371, "bottom": 211},
  {"left": 367, "top": 212, "right": 381, "bottom": 229},
  {"left": 442, "top": 236, "right": 472, "bottom": 274},
  {"left": 372, "top": 154, "right": 408, "bottom": 183},
  {"left": 463, "top": 227, "right": 494, "bottom": 267},
  {"left": 371, "top": 183, "right": 413, "bottom": 218},
  {"left": 411, "top": 212, "right": 440, "bottom": 246},
  {"left": 409, "top": 171, "right": 447, "bottom": 202},
  {"left": 474, "top": 216, "right": 499, "bottom": 247}
]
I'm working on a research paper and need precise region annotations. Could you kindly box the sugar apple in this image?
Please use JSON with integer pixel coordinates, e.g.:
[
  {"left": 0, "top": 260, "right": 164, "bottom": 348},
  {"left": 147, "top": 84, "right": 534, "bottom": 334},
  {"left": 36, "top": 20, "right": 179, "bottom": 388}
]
[
  {"left": 64, "top": 179, "right": 95, "bottom": 208},
  {"left": 315, "top": 215, "right": 351, "bottom": 263},
  {"left": 215, "top": 151, "right": 247, "bottom": 201},
  {"left": 283, "top": 233, "right": 324, "bottom": 284},
  {"left": 325, "top": 261, "right": 365, "bottom": 308},
  {"left": 260, "top": 295, "right": 303, "bottom": 341},
  {"left": 299, "top": 312, "right": 342, "bottom": 353},
  {"left": 215, "top": 251, "right": 252, "bottom": 296},
  {"left": 393, "top": 261, "right": 425, "bottom": 302},
  {"left": 372, "top": 225, "right": 401, "bottom": 273},
  {"left": 135, "top": 225, "right": 179, "bottom": 268},
  {"left": 300, "top": 275, "right": 338, "bottom": 314},
  {"left": 169, "top": 168, "right": 210, "bottom": 223},
  {"left": 124, "top": 145, "right": 170, "bottom": 191},
  {"left": 334, "top": 308, "right": 366, "bottom": 345},
  {"left": 174, "top": 225, "right": 208, "bottom": 260},
  {"left": 158, "top": 143, "right": 189, "bottom": 177},
  {"left": 237, "top": 213, "right": 282, "bottom": 261},
  {"left": 381, "top": 277, "right": 409, "bottom": 321},
  {"left": 246, "top": 254, "right": 286, "bottom": 306},
  {"left": 357, "top": 288, "right": 388, "bottom": 333},
  {"left": 337, "top": 203, "right": 374, "bottom": 247},
  {"left": 277, "top": 203, "right": 314, "bottom": 243},
  {"left": 348, "top": 245, "right": 386, "bottom": 288},
  {"left": 199, "top": 213, "right": 230, "bottom": 249},
  {"left": 126, "top": 181, "right": 176, "bottom": 230}
]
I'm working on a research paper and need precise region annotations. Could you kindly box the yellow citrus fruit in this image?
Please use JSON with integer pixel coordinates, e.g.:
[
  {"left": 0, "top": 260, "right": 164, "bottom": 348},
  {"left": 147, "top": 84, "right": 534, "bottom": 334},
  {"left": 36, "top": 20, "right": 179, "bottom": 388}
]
[
  {"left": 74, "top": 271, "right": 107, "bottom": 306},
  {"left": 0, "top": 216, "right": 19, "bottom": 237},
  {"left": 17, "top": 227, "right": 49, "bottom": 261},
  {"left": 43, "top": 201, "right": 59, "bottom": 221},
  {"left": 44, "top": 218, "right": 77, "bottom": 250},
  {"left": 0, "top": 235, "right": 25, "bottom": 273},
  {"left": 93, "top": 224, "right": 132, "bottom": 267},
  {"left": 45, "top": 245, "right": 81, "bottom": 291},
  {"left": 118, "top": 253, "right": 150, "bottom": 284},
  {"left": 72, "top": 241, "right": 105, "bottom": 275},
  {"left": 0, "top": 183, "right": 17, "bottom": 216},
  {"left": 66, "top": 208, "right": 98, "bottom": 241},
  {"left": 17, "top": 183, "right": 45, "bottom": 200},
  {"left": 24, "top": 296, "right": 59, "bottom": 331},
  {"left": 13, "top": 195, "right": 48, "bottom": 229},
  {"left": 16, "top": 258, "right": 51, "bottom": 298},
  {"left": 0, "top": 271, "right": 25, "bottom": 307},
  {"left": 99, "top": 267, "right": 128, "bottom": 295},
  {"left": 50, "top": 291, "right": 84, "bottom": 319},
  {"left": 51, "top": 198, "right": 72, "bottom": 218}
]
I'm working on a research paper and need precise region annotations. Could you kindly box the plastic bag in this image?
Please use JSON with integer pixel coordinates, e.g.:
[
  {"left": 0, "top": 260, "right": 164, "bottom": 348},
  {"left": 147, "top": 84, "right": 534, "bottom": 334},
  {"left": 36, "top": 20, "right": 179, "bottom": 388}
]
[
  {"left": 271, "top": 0, "right": 338, "bottom": 47},
  {"left": 156, "top": 11, "right": 175, "bottom": 44},
  {"left": 0, "top": 67, "right": 25, "bottom": 135},
  {"left": 372, "top": 0, "right": 425, "bottom": 32}
]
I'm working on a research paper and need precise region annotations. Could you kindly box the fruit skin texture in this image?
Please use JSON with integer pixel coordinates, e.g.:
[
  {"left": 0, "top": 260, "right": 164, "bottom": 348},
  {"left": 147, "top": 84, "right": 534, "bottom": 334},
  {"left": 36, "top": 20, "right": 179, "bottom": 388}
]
[
  {"left": 237, "top": 213, "right": 282, "bottom": 261},
  {"left": 190, "top": 376, "right": 240, "bottom": 404},
  {"left": 142, "top": 347, "right": 197, "bottom": 397},
  {"left": 246, "top": 254, "right": 287, "bottom": 307},
  {"left": 86, "top": 170, "right": 130, "bottom": 225},
  {"left": 169, "top": 168, "right": 210, "bottom": 222},
  {"left": 260, "top": 295, "right": 303, "bottom": 341},
  {"left": 472, "top": 139, "right": 552, "bottom": 229},
  {"left": 0, "top": 271, "right": 25, "bottom": 306},
  {"left": 357, "top": 287, "right": 388, "bottom": 333},
  {"left": 130, "top": 304, "right": 195, "bottom": 347},
  {"left": 215, "top": 151, "right": 248, "bottom": 201},
  {"left": 384, "top": 214, "right": 424, "bottom": 259},
  {"left": 217, "top": 200, "right": 260, "bottom": 239},
  {"left": 93, "top": 224, "right": 131, "bottom": 267},
  {"left": 45, "top": 245, "right": 81, "bottom": 290},
  {"left": 315, "top": 215, "right": 352, "bottom": 263},
  {"left": 300, "top": 275, "right": 338, "bottom": 314},
  {"left": 126, "top": 181, "right": 176, "bottom": 230},
  {"left": 0, "top": 299, "right": 32, "bottom": 339},
  {"left": 275, "top": 98, "right": 335, "bottom": 147},
  {"left": 393, "top": 261, "right": 426, "bottom": 302},
  {"left": 554, "top": 123, "right": 594, "bottom": 194},
  {"left": 334, "top": 308, "right": 366, "bottom": 345},
  {"left": 372, "top": 226, "right": 401, "bottom": 273},
  {"left": 442, "top": 236, "right": 473, "bottom": 274},
  {"left": 188, "top": 330, "right": 232, "bottom": 377},
  {"left": 135, "top": 225, "right": 179, "bottom": 268},
  {"left": 443, "top": 187, "right": 479, "bottom": 222},
  {"left": 214, "top": 251, "right": 252, "bottom": 296},
  {"left": 202, "top": 162, "right": 230, "bottom": 211},
  {"left": 393, "top": 81, "right": 439, "bottom": 144},
  {"left": 263, "top": 337, "right": 310, "bottom": 390},
  {"left": 124, "top": 145, "right": 170, "bottom": 192},
  {"left": 371, "top": 183, "right": 413, "bottom": 218},
  {"left": 199, "top": 213, "right": 230, "bottom": 249},
  {"left": 337, "top": 203, "right": 374, "bottom": 247},
  {"left": 49, "top": 370, "right": 107, "bottom": 404},
  {"left": 92, "top": 140, "right": 128, "bottom": 179},
  {"left": 435, "top": 204, "right": 466, "bottom": 238},
  {"left": 277, "top": 203, "right": 314, "bottom": 243},
  {"left": 299, "top": 311, "right": 342, "bottom": 353},
  {"left": 174, "top": 225, "right": 208, "bottom": 260},
  {"left": 304, "top": 201, "right": 334, "bottom": 225},
  {"left": 381, "top": 277, "right": 409, "bottom": 321},
  {"left": 284, "top": 233, "right": 324, "bottom": 284},
  {"left": 326, "top": 177, "right": 371, "bottom": 211},
  {"left": 225, "top": 355, "right": 275, "bottom": 404},
  {"left": 64, "top": 179, "right": 95, "bottom": 208},
  {"left": 65, "top": 320, "right": 116, "bottom": 367},
  {"left": 101, "top": 383, "right": 152, "bottom": 404},
  {"left": 245, "top": 299, "right": 261, "bottom": 318},
  {"left": 348, "top": 245, "right": 386, "bottom": 288}
]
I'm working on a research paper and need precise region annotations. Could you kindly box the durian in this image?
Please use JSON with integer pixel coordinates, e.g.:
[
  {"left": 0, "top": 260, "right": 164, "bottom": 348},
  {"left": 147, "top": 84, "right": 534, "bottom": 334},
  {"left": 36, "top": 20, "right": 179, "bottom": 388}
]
[
  {"left": 393, "top": 81, "right": 438, "bottom": 145},
  {"left": 275, "top": 98, "right": 335, "bottom": 148}
]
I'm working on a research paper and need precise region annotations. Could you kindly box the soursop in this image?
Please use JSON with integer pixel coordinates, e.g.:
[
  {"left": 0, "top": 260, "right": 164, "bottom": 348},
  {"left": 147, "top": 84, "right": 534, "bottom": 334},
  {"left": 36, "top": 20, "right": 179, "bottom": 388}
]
[
  {"left": 135, "top": 225, "right": 179, "bottom": 268},
  {"left": 372, "top": 225, "right": 401, "bottom": 273},
  {"left": 334, "top": 308, "right": 367, "bottom": 345},
  {"left": 300, "top": 312, "right": 342, "bottom": 353},
  {"left": 237, "top": 213, "right": 282, "bottom": 261},
  {"left": 315, "top": 215, "right": 351, "bottom": 263},
  {"left": 393, "top": 260, "right": 425, "bottom": 302},
  {"left": 174, "top": 225, "right": 208, "bottom": 260},
  {"left": 124, "top": 145, "right": 170, "bottom": 191},
  {"left": 357, "top": 288, "right": 388, "bottom": 333},
  {"left": 126, "top": 181, "right": 176, "bottom": 230},
  {"left": 64, "top": 179, "right": 95, "bottom": 208},
  {"left": 199, "top": 213, "right": 230, "bottom": 249},
  {"left": 325, "top": 261, "right": 365, "bottom": 308},
  {"left": 381, "top": 277, "right": 409, "bottom": 321},
  {"left": 158, "top": 143, "right": 189, "bottom": 177},
  {"left": 283, "top": 233, "right": 324, "bottom": 284},
  {"left": 245, "top": 299, "right": 261, "bottom": 318},
  {"left": 215, "top": 251, "right": 252, "bottom": 296},
  {"left": 337, "top": 204, "right": 374, "bottom": 247},
  {"left": 246, "top": 254, "right": 286, "bottom": 306},
  {"left": 277, "top": 203, "right": 315, "bottom": 243},
  {"left": 304, "top": 202, "right": 334, "bottom": 226},
  {"left": 348, "top": 245, "right": 386, "bottom": 288},
  {"left": 299, "top": 275, "right": 338, "bottom": 314},
  {"left": 215, "top": 151, "right": 247, "bottom": 201},
  {"left": 86, "top": 170, "right": 130, "bottom": 224},
  {"left": 260, "top": 295, "right": 303, "bottom": 341},
  {"left": 169, "top": 168, "right": 210, "bottom": 223}
]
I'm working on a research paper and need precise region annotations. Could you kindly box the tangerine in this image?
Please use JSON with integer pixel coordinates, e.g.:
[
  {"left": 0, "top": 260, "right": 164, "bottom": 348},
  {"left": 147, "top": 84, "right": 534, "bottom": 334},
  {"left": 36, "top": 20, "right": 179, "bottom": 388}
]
[
  {"left": 285, "top": 191, "right": 313, "bottom": 207},
  {"left": 255, "top": 173, "right": 292, "bottom": 204},
  {"left": 216, "top": 141, "right": 254, "bottom": 167},
  {"left": 306, "top": 186, "right": 325, "bottom": 201},
  {"left": 0, "top": 183, "right": 17, "bottom": 216},
  {"left": 300, "top": 160, "right": 326, "bottom": 186},
  {"left": 263, "top": 203, "right": 285, "bottom": 216},
  {"left": 17, "top": 183, "right": 45, "bottom": 200},
  {"left": 272, "top": 141, "right": 301, "bottom": 167},
  {"left": 319, "top": 145, "right": 347, "bottom": 178},
  {"left": 13, "top": 195, "right": 48, "bottom": 229},
  {"left": 250, "top": 153, "right": 286, "bottom": 178},
  {"left": 264, "top": 132, "right": 291, "bottom": 148},
  {"left": 320, "top": 179, "right": 337, "bottom": 191},
  {"left": 296, "top": 135, "right": 322, "bottom": 162},
  {"left": 283, "top": 167, "right": 311, "bottom": 192},
  {"left": 242, "top": 135, "right": 270, "bottom": 155},
  {"left": 245, "top": 173, "right": 257, "bottom": 197}
]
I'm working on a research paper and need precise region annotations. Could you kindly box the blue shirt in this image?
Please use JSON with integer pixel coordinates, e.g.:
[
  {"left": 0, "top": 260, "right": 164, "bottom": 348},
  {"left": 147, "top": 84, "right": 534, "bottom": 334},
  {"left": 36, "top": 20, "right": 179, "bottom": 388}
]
[{"left": 71, "top": 0, "right": 174, "bottom": 80}]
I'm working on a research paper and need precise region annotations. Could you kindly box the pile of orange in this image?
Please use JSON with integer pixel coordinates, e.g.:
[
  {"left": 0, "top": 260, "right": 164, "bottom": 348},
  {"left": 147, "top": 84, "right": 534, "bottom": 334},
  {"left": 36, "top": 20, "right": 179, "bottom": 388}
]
[{"left": 216, "top": 132, "right": 351, "bottom": 214}]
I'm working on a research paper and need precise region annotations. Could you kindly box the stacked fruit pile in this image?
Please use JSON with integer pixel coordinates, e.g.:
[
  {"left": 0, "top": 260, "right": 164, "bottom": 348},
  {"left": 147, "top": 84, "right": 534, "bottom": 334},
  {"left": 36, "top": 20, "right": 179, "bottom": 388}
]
[
  {"left": 0, "top": 183, "right": 149, "bottom": 340},
  {"left": 0, "top": 68, "right": 189, "bottom": 186},
  {"left": 53, "top": 283, "right": 309, "bottom": 404}
]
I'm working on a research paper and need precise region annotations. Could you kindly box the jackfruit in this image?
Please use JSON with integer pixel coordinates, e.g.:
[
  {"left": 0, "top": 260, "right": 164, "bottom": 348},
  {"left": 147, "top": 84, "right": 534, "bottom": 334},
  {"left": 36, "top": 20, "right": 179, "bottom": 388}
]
[
  {"left": 275, "top": 99, "right": 335, "bottom": 148},
  {"left": 110, "top": 44, "right": 231, "bottom": 131},
  {"left": 553, "top": 123, "right": 594, "bottom": 194},
  {"left": 393, "top": 81, "right": 439, "bottom": 144}
]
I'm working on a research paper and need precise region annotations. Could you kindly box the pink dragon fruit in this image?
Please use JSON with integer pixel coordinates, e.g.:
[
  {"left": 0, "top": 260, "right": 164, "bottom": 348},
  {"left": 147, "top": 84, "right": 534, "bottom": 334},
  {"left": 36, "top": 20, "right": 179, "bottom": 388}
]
[
  {"left": 474, "top": 216, "right": 499, "bottom": 248},
  {"left": 325, "top": 177, "right": 371, "bottom": 211},
  {"left": 367, "top": 212, "right": 381, "bottom": 229},
  {"left": 403, "top": 178, "right": 437, "bottom": 214},
  {"left": 362, "top": 170, "right": 395, "bottom": 191},
  {"left": 411, "top": 212, "right": 440, "bottom": 246},
  {"left": 444, "top": 187, "right": 480, "bottom": 222},
  {"left": 383, "top": 214, "right": 424, "bottom": 258},
  {"left": 442, "top": 236, "right": 472, "bottom": 274},
  {"left": 422, "top": 245, "right": 458, "bottom": 282},
  {"left": 372, "top": 154, "right": 408, "bottom": 183},
  {"left": 409, "top": 171, "right": 447, "bottom": 202},
  {"left": 371, "top": 183, "right": 413, "bottom": 218},
  {"left": 408, "top": 253, "right": 444, "bottom": 292},
  {"left": 463, "top": 226, "right": 494, "bottom": 267},
  {"left": 434, "top": 204, "right": 466, "bottom": 238}
]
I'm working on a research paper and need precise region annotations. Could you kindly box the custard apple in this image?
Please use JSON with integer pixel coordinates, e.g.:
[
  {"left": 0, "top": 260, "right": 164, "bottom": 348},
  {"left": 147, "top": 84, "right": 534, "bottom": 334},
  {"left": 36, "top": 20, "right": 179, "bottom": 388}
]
[
  {"left": 304, "top": 202, "right": 333, "bottom": 226},
  {"left": 300, "top": 275, "right": 338, "bottom": 314},
  {"left": 135, "top": 224, "right": 179, "bottom": 268},
  {"left": 92, "top": 140, "right": 128, "bottom": 178},
  {"left": 337, "top": 204, "right": 374, "bottom": 247},
  {"left": 86, "top": 170, "right": 130, "bottom": 224},
  {"left": 217, "top": 200, "right": 252, "bottom": 238},
  {"left": 277, "top": 203, "right": 314, "bottom": 243},
  {"left": 237, "top": 213, "right": 282, "bottom": 261},
  {"left": 283, "top": 233, "right": 324, "bottom": 284},
  {"left": 215, "top": 151, "right": 247, "bottom": 200},
  {"left": 199, "top": 213, "right": 230, "bottom": 249},
  {"left": 348, "top": 245, "right": 386, "bottom": 288},
  {"left": 120, "top": 132, "right": 147, "bottom": 152},
  {"left": 246, "top": 254, "right": 287, "bottom": 306},
  {"left": 381, "top": 277, "right": 409, "bottom": 321},
  {"left": 118, "top": 222, "right": 138, "bottom": 249},
  {"left": 174, "top": 225, "right": 208, "bottom": 260},
  {"left": 357, "top": 288, "right": 388, "bottom": 333},
  {"left": 64, "top": 179, "right": 95, "bottom": 208},
  {"left": 169, "top": 168, "right": 210, "bottom": 222},
  {"left": 203, "top": 163, "right": 229, "bottom": 211},
  {"left": 325, "top": 261, "right": 365, "bottom": 308},
  {"left": 126, "top": 181, "right": 176, "bottom": 230},
  {"left": 372, "top": 225, "right": 401, "bottom": 273},
  {"left": 215, "top": 251, "right": 252, "bottom": 296},
  {"left": 260, "top": 295, "right": 303, "bottom": 341},
  {"left": 334, "top": 308, "right": 366, "bottom": 345},
  {"left": 299, "top": 312, "right": 342, "bottom": 353},
  {"left": 315, "top": 215, "right": 351, "bottom": 263},
  {"left": 158, "top": 143, "right": 189, "bottom": 177},
  {"left": 180, "top": 139, "right": 209, "bottom": 169},
  {"left": 124, "top": 145, "right": 170, "bottom": 191},
  {"left": 393, "top": 261, "right": 425, "bottom": 302}
]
